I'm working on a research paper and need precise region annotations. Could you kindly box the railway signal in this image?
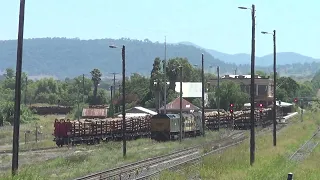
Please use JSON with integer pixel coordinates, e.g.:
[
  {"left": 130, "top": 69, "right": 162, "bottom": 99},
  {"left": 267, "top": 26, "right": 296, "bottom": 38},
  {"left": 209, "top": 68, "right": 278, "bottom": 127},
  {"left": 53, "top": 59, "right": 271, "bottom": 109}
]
[
  {"left": 229, "top": 103, "right": 234, "bottom": 114},
  {"left": 230, "top": 103, "right": 234, "bottom": 130},
  {"left": 259, "top": 103, "right": 263, "bottom": 119},
  {"left": 294, "top": 98, "right": 298, "bottom": 103}
]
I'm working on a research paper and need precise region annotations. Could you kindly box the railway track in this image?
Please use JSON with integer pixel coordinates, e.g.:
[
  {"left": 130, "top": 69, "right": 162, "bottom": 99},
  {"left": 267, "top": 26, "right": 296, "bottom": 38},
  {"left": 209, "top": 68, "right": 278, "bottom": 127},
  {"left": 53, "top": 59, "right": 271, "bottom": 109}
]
[
  {"left": 73, "top": 113, "right": 300, "bottom": 180},
  {"left": 289, "top": 128, "right": 320, "bottom": 161},
  {"left": 133, "top": 118, "right": 297, "bottom": 180},
  {"left": 74, "top": 131, "right": 246, "bottom": 180}
]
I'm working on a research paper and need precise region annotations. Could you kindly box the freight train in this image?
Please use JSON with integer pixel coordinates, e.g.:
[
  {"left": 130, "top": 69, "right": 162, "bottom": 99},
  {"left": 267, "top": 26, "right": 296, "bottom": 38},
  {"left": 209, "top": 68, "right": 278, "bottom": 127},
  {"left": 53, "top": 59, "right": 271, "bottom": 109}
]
[
  {"left": 150, "top": 112, "right": 203, "bottom": 141},
  {"left": 52, "top": 109, "right": 272, "bottom": 147},
  {"left": 53, "top": 116, "right": 151, "bottom": 147}
]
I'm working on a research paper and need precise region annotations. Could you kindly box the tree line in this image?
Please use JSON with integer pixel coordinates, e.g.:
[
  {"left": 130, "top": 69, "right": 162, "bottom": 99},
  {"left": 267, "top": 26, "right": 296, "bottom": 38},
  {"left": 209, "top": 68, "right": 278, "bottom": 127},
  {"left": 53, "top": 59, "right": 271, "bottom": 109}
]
[{"left": 0, "top": 57, "right": 317, "bottom": 125}]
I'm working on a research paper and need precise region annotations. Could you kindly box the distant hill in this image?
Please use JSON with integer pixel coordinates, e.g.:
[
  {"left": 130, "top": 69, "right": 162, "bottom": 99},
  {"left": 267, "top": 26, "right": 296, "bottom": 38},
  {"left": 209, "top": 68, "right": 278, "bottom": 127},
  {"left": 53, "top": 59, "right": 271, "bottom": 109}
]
[
  {"left": 179, "top": 42, "right": 320, "bottom": 66},
  {"left": 0, "top": 38, "right": 319, "bottom": 79}
]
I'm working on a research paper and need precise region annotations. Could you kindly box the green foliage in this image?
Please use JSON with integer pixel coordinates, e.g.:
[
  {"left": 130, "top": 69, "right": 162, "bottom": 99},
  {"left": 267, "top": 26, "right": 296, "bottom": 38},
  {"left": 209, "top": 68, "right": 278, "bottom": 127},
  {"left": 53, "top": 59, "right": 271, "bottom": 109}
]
[
  {"left": 214, "top": 81, "right": 249, "bottom": 110},
  {"left": 0, "top": 101, "right": 38, "bottom": 124},
  {"left": 0, "top": 58, "right": 317, "bottom": 125}
]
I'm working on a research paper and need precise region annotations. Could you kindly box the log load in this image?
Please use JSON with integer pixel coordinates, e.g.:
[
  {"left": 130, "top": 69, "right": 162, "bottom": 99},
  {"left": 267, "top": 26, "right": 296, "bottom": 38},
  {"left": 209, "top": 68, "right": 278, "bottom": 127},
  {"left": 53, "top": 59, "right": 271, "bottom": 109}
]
[
  {"left": 205, "top": 108, "right": 272, "bottom": 130},
  {"left": 53, "top": 115, "right": 152, "bottom": 139}
]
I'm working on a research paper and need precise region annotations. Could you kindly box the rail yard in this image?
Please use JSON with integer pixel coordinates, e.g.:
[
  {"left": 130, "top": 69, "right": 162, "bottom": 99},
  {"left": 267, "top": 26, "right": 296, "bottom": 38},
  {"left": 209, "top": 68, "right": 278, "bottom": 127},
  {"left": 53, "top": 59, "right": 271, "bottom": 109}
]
[{"left": 52, "top": 108, "right": 272, "bottom": 147}]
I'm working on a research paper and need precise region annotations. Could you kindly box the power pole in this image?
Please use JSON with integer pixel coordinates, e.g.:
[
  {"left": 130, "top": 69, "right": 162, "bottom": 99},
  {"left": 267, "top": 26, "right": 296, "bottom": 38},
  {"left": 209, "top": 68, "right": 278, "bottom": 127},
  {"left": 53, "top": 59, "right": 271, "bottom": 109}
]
[
  {"left": 234, "top": 68, "right": 237, "bottom": 75},
  {"left": 110, "top": 72, "right": 118, "bottom": 117},
  {"left": 164, "top": 36, "right": 167, "bottom": 114},
  {"left": 249, "top": 4, "right": 256, "bottom": 166},
  {"left": 273, "top": 30, "right": 277, "bottom": 146},
  {"left": 110, "top": 86, "right": 113, "bottom": 117},
  {"left": 24, "top": 76, "right": 27, "bottom": 105},
  {"left": 179, "top": 66, "right": 183, "bottom": 143},
  {"left": 201, "top": 54, "right": 205, "bottom": 137},
  {"left": 82, "top": 74, "right": 85, "bottom": 103},
  {"left": 110, "top": 73, "right": 117, "bottom": 96},
  {"left": 12, "top": 0, "right": 26, "bottom": 175},
  {"left": 77, "top": 86, "right": 80, "bottom": 121},
  {"left": 217, "top": 66, "right": 220, "bottom": 130},
  {"left": 122, "top": 45, "right": 126, "bottom": 157}
]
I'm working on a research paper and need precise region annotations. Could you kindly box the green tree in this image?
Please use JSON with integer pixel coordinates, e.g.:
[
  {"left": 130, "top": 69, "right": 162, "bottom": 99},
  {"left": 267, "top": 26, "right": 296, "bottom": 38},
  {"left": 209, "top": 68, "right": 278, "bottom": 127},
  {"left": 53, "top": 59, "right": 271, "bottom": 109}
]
[
  {"left": 215, "top": 81, "right": 249, "bottom": 110},
  {"left": 90, "top": 69, "right": 102, "bottom": 105}
]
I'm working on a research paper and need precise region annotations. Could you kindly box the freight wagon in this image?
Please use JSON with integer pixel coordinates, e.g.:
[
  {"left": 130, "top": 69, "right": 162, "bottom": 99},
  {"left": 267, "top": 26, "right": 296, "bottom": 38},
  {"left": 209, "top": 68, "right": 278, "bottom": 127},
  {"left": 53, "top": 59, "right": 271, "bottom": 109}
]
[
  {"left": 53, "top": 116, "right": 151, "bottom": 147},
  {"left": 205, "top": 108, "right": 273, "bottom": 130},
  {"left": 150, "top": 112, "right": 203, "bottom": 141}
]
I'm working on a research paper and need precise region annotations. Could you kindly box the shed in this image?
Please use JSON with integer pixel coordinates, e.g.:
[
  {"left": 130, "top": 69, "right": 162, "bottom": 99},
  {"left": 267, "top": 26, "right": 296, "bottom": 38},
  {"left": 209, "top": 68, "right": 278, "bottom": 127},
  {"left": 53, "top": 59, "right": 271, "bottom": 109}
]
[
  {"left": 244, "top": 101, "right": 293, "bottom": 107},
  {"left": 117, "top": 106, "right": 157, "bottom": 117},
  {"left": 159, "top": 97, "right": 200, "bottom": 113}
]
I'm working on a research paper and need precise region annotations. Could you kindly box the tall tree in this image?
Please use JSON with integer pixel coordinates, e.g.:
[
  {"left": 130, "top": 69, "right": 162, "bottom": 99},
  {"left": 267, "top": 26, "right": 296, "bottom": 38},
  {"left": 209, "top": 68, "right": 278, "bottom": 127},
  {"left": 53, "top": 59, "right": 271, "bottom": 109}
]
[{"left": 90, "top": 69, "right": 102, "bottom": 104}]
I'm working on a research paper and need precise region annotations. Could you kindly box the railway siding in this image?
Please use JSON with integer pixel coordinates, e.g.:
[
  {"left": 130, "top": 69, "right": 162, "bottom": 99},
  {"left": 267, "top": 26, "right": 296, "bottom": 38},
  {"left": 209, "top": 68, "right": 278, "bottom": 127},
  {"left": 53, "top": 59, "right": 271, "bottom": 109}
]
[{"left": 289, "top": 129, "right": 320, "bottom": 162}]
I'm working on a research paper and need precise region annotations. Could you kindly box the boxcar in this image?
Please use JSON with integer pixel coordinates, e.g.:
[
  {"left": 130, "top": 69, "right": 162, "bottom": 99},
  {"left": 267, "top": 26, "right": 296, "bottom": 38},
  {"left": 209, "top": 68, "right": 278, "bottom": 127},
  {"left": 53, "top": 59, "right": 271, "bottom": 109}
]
[{"left": 150, "top": 113, "right": 202, "bottom": 141}]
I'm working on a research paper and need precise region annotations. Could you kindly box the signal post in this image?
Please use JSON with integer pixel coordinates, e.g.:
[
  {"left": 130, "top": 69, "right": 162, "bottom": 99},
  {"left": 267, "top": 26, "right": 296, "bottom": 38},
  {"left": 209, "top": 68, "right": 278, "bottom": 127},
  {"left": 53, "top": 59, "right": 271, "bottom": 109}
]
[{"left": 229, "top": 103, "right": 234, "bottom": 130}]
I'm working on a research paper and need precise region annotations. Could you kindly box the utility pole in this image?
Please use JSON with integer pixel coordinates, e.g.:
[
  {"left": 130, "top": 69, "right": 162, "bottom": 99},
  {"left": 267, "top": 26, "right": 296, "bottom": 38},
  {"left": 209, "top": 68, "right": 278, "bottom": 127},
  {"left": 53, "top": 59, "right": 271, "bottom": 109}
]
[
  {"left": 108, "top": 44, "right": 126, "bottom": 157},
  {"left": 261, "top": 29, "right": 277, "bottom": 146},
  {"left": 301, "top": 99, "right": 304, "bottom": 122},
  {"left": 179, "top": 66, "right": 183, "bottom": 143},
  {"left": 77, "top": 86, "right": 80, "bottom": 121},
  {"left": 249, "top": 4, "right": 256, "bottom": 166},
  {"left": 239, "top": 4, "right": 256, "bottom": 166},
  {"left": 164, "top": 36, "right": 167, "bottom": 114},
  {"left": 217, "top": 66, "right": 220, "bottom": 130},
  {"left": 24, "top": 76, "right": 27, "bottom": 105},
  {"left": 12, "top": 0, "right": 26, "bottom": 175},
  {"left": 110, "top": 86, "right": 114, "bottom": 117},
  {"left": 122, "top": 45, "right": 126, "bottom": 157},
  {"left": 82, "top": 74, "right": 85, "bottom": 103},
  {"left": 273, "top": 30, "right": 277, "bottom": 146},
  {"left": 234, "top": 68, "right": 237, "bottom": 75},
  {"left": 201, "top": 54, "right": 205, "bottom": 137},
  {"left": 110, "top": 72, "right": 118, "bottom": 117},
  {"left": 110, "top": 73, "right": 117, "bottom": 97}
]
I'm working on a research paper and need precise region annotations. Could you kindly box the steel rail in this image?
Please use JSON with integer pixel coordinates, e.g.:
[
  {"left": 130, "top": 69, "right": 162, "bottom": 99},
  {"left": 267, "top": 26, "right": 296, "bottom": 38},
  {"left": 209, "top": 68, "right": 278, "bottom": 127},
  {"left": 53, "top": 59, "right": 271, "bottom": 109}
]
[{"left": 74, "top": 131, "right": 245, "bottom": 180}]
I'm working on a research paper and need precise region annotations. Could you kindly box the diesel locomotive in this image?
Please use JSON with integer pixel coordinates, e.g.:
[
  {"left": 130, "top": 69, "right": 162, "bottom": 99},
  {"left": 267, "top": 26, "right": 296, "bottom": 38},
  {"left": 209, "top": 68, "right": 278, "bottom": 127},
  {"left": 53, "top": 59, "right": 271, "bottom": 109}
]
[{"left": 150, "top": 112, "right": 203, "bottom": 141}]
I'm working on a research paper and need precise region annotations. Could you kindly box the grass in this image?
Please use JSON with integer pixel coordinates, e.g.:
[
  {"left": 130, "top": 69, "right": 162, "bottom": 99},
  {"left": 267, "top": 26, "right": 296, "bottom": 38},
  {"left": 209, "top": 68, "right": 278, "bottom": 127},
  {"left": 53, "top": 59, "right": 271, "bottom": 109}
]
[
  {"left": 0, "top": 129, "right": 228, "bottom": 180},
  {"left": 0, "top": 115, "right": 57, "bottom": 150},
  {"left": 158, "top": 110, "right": 320, "bottom": 180}
]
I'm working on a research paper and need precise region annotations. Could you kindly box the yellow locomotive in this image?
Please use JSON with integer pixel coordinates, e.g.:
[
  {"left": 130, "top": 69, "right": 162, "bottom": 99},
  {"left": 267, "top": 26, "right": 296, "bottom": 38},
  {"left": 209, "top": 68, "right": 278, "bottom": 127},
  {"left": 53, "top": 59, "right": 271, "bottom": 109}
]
[{"left": 150, "top": 112, "right": 203, "bottom": 141}]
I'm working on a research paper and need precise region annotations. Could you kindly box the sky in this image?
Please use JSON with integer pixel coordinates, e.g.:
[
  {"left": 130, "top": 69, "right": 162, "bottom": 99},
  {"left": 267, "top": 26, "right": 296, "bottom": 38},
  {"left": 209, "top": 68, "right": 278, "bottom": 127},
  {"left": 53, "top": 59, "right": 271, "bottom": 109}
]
[{"left": 0, "top": 0, "right": 319, "bottom": 58}]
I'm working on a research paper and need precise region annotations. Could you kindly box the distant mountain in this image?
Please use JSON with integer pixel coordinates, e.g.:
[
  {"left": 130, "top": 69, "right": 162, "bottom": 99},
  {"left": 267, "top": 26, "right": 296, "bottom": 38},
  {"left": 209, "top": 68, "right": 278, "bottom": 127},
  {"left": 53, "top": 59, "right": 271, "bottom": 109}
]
[
  {"left": 0, "top": 38, "right": 232, "bottom": 79},
  {"left": 0, "top": 38, "right": 319, "bottom": 79},
  {"left": 179, "top": 42, "right": 320, "bottom": 66}
]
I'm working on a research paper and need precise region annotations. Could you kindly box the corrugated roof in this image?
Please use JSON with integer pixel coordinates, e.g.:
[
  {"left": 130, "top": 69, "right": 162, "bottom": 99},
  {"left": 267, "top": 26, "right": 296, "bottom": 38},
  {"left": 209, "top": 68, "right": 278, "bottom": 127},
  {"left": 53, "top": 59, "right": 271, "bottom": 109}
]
[
  {"left": 160, "top": 97, "right": 200, "bottom": 110},
  {"left": 82, "top": 108, "right": 107, "bottom": 117},
  {"left": 244, "top": 101, "right": 293, "bottom": 107},
  {"left": 134, "top": 106, "right": 158, "bottom": 115}
]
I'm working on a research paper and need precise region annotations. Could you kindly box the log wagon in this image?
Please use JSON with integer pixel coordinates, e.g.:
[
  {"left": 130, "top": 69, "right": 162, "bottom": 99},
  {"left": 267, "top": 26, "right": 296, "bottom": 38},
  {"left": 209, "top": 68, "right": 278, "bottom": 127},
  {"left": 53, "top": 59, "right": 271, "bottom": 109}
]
[{"left": 53, "top": 115, "right": 152, "bottom": 147}]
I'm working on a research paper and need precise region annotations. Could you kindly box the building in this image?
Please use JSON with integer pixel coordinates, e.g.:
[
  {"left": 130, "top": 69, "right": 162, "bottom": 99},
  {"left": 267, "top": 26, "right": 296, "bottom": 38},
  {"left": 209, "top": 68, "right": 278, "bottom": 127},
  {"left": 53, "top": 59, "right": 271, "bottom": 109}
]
[
  {"left": 208, "top": 74, "right": 274, "bottom": 104},
  {"left": 174, "top": 82, "right": 209, "bottom": 106},
  {"left": 117, "top": 106, "right": 158, "bottom": 117},
  {"left": 82, "top": 108, "right": 108, "bottom": 119},
  {"left": 159, "top": 97, "right": 200, "bottom": 113}
]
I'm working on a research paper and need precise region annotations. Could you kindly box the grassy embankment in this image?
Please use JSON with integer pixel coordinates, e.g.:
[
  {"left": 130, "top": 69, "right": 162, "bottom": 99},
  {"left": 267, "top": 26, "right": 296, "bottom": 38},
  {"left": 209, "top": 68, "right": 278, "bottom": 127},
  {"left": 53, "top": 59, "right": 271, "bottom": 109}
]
[
  {"left": 159, "top": 110, "right": 320, "bottom": 180},
  {"left": 0, "top": 115, "right": 58, "bottom": 151},
  {"left": 0, "top": 127, "right": 230, "bottom": 180}
]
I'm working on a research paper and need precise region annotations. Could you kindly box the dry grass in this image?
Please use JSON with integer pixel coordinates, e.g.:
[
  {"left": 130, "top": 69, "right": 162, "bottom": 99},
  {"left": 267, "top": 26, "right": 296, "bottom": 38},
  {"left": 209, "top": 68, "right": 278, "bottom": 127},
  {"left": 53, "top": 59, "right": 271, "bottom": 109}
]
[
  {"left": 159, "top": 111, "right": 320, "bottom": 180},
  {"left": 0, "top": 115, "right": 57, "bottom": 150},
  {"left": 0, "top": 129, "right": 228, "bottom": 180}
]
